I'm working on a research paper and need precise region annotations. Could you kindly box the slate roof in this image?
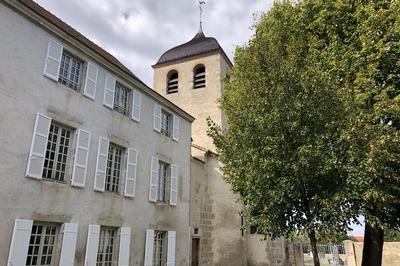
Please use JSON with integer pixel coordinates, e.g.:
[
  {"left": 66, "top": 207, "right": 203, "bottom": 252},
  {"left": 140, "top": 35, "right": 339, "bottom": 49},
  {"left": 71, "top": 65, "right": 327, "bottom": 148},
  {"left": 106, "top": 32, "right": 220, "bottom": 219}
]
[{"left": 153, "top": 29, "right": 232, "bottom": 67}]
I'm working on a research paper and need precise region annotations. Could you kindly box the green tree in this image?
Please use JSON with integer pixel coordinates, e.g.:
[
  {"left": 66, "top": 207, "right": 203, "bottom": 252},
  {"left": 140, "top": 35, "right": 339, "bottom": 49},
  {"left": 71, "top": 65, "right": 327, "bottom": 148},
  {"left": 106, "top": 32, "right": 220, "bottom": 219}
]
[
  {"left": 341, "top": 1, "right": 400, "bottom": 264},
  {"left": 208, "top": 0, "right": 400, "bottom": 265},
  {"left": 208, "top": 1, "right": 353, "bottom": 265}
]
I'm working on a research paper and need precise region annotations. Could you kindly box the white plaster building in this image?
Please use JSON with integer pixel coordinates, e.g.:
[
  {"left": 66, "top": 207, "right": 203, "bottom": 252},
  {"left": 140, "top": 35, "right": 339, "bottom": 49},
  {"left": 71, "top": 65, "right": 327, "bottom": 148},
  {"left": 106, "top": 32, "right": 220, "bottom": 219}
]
[{"left": 0, "top": 0, "right": 194, "bottom": 265}]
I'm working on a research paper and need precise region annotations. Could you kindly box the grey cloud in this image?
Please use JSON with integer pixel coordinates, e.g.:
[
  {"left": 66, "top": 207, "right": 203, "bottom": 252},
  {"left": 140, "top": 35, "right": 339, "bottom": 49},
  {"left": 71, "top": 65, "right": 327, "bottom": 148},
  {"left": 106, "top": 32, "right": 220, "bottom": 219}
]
[{"left": 35, "top": 0, "right": 273, "bottom": 86}]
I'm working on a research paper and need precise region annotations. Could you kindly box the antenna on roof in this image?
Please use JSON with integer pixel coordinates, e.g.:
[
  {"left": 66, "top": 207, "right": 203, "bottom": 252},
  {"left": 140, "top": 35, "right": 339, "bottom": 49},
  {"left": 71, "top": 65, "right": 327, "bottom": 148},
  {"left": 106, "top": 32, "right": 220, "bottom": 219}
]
[{"left": 198, "top": 0, "right": 206, "bottom": 33}]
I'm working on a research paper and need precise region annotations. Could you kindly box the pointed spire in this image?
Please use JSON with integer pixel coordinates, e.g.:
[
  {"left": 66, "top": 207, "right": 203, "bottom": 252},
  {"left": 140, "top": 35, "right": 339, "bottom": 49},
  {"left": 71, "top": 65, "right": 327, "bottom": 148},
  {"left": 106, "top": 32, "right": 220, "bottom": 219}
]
[{"left": 198, "top": 1, "right": 206, "bottom": 34}]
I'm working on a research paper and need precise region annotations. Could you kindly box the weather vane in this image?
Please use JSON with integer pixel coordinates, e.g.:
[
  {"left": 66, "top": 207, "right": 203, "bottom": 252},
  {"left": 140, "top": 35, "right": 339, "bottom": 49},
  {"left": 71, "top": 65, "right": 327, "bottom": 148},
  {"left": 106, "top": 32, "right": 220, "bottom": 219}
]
[{"left": 199, "top": 0, "right": 206, "bottom": 32}]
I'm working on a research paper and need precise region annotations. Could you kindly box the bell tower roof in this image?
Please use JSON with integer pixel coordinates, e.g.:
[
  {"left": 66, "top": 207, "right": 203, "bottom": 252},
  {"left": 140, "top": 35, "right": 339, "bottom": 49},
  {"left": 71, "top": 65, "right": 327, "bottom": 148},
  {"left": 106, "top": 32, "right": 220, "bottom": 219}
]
[{"left": 153, "top": 31, "right": 232, "bottom": 68}]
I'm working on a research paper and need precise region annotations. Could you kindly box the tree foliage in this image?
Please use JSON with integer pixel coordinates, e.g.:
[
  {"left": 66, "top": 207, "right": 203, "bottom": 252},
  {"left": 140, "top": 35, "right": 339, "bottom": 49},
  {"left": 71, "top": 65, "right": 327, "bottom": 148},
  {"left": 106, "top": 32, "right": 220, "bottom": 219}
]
[
  {"left": 208, "top": 2, "right": 354, "bottom": 263},
  {"left": 208, "top": 0, "right": 400, "bottom": 264}
]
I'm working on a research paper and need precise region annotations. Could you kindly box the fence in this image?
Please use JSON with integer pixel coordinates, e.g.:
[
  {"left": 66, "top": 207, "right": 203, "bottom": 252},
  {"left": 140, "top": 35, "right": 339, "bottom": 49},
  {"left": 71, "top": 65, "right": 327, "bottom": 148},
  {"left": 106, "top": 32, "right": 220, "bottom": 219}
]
[{"left": 303, "top": 243, "right": 347, "bottom": 265}]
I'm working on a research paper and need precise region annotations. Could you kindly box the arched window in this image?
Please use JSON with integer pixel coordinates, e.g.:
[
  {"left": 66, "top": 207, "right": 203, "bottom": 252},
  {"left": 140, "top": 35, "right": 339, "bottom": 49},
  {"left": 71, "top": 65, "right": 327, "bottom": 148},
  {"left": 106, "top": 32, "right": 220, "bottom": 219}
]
[
  {"left": 193, "top": 64, "right": 206, "bottom": 89},
  {"left": 166, "top": 70, "right": 178, "bottom": 94}
]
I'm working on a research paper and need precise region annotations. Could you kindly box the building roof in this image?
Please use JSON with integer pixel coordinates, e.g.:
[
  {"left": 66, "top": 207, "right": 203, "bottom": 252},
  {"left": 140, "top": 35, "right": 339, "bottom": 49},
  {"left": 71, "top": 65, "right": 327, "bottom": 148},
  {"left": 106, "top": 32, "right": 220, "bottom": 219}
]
[
  {"left": 10, "top": 0, "right": 195, "bottom": 122},
  {"left": 153, "top": 28, "right": 233, "bottom": 68}
]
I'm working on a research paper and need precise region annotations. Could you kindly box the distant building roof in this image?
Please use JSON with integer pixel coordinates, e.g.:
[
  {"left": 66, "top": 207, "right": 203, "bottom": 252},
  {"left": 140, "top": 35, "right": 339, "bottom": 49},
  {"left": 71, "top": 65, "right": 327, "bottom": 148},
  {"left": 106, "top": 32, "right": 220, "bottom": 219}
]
[{"left": 153, "top": 29, "right": 233, "bottom": 67}]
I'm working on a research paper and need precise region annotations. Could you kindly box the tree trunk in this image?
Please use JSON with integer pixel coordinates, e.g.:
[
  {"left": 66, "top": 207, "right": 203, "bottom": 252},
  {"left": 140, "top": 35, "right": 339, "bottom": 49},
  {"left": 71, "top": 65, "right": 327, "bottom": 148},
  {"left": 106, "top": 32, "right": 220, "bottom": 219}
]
[
  {"left": 361, "top": 221, "right": 384, "bottom": 266},
  {"left": 308, "top": 230, "right": 320, "bottom": 266}
]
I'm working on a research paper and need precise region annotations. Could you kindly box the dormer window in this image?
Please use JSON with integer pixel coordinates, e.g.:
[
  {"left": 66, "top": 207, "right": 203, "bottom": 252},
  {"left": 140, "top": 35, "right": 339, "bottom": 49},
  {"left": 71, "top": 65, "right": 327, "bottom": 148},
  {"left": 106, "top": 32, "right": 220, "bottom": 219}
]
[
  {"left": 166, "top": 70, "right": 178, "bottom": 94},
  {"left": 193, "top": 64, "right": 206, "bottom": 89}
]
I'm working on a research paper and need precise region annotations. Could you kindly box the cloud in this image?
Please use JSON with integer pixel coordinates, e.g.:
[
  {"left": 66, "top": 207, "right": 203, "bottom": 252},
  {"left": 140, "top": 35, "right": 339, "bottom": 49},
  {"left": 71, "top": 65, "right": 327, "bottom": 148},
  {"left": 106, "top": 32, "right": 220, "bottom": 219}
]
[{"left": 35, "top": 0, "right": 274, "bottom": 86}]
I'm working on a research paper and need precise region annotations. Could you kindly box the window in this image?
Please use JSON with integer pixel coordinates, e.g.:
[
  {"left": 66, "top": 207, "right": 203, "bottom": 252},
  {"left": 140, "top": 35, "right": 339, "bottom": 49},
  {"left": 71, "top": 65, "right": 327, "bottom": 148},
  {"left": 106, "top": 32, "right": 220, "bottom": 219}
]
[
  {"left": 193, "top": 65, "right": 206, "bottom": 88},
  {"left": 42, "top": 123, "right": 72, "bottom": 182},
  {"left": 157, "top": 161, "right": 170, "bottom": 202},
  {"left": 161, "top": 110, "right": 172, "bottom": 137},
  {"left": 58, "top": 52, "right": 82, "bottom": 91},
  {"left": 26, "top": 222, "right": 60, "bottom": 266},
  {"left": 105, "top": 143, "right": 124, "bottom": 193},
  {"left": 166, "top": 70, "right": 178, "bottom": 94},
  {"left": 114, "top": 83, "right": 130, "bottom": 115},
  {"left": 97, "top": 227, "right": 119, "bottom": 266},
  {"left": 153, "top": 231, "right": 167, "bottom": 266},
  {"left": 250, "top": 226, "right": 258, "bottom": 234}
]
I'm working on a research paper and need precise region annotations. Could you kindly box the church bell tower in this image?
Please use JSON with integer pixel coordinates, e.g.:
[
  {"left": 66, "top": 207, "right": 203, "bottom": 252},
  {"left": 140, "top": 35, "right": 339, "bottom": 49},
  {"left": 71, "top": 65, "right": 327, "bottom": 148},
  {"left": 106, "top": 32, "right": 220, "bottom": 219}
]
[{"left": 152, "top": 28, "right": 232, "bottom": 152}]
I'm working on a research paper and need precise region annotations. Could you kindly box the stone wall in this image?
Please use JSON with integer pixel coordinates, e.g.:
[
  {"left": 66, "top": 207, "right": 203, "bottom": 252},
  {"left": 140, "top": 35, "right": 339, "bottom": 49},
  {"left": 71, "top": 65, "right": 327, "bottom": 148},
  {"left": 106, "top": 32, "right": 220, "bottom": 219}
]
[{"left": 344, "top": 240, "right": 400, "bottom": 266}]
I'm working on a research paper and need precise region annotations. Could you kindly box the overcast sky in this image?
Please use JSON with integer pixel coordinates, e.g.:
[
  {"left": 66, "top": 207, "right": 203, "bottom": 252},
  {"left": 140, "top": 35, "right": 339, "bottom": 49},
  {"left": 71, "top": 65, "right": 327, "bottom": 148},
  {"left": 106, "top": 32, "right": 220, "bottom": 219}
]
[{"left": 35, "top": 0, "right": 273, "bottom": 86}]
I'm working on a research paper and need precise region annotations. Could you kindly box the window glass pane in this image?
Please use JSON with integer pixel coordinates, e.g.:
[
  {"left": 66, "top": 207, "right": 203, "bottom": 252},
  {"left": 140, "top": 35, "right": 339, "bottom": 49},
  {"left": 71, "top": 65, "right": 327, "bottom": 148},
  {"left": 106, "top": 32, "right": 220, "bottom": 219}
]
[
  {"left": 153, "top": 231, "right": 166, "bottom": 266},
  {"left": 97, "top": 227, "right": 118, "bottom": 266},
  {"left": 114, "top": 83, "right": 129, "bottom": 115},
  {"left": 58, "top": 52, "right": 81, "bottom": 91},
  {"left": 26, "top": 223, "right": 59, "bottom": 266},
  {"left": 105, "top": 144, "right": 123, "bottom": 193},
  {"left": 161, "top": 111, "right": 171, "bottom": 137},
  {"left": 43, "top": 123, "right": 71, "bottom": 182},
  {"left": 157, "top": 162, "right": 169, "bottom": 202}
]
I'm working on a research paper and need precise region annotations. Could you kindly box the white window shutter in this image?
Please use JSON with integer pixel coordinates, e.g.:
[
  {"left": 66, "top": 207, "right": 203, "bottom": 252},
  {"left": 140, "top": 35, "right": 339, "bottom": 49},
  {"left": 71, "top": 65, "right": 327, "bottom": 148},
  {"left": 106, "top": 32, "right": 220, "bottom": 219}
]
[
  {"left": 71, "top": 129, "right": 91, "bottom": 188},
  {"left": 103, "top": 73, "right": 116, "bottom": 109},
  {"left": 167, "top": 231, "right": 176, "bottom": 266},
  {"left": 59, "top": 223, "right": 79, "bottom": 266},
  {"left": 153, "top": 104, "right": 161, "bottom": 132},
  {"left": 84, "top": 225, "right": 100, "bottom": 266},
  {"left": 124, "top": 148, "right": 138, "bottom": 197},
  {"left": 118, "top": 227, "right": 131, "bottom": 266},
  {"left": 94, "top": 137, "right": 109, "bottom": 192},
  {"left": 172, "top": 115, "right": 179, "bottom": 142},
  {"left": 26, "top": 113, "right": 51, "bottom": 179},
  {"left": 7, "top": 219, "right": 33, "bottom": 266},
  {"left": 132, "top": 90, "right": 142, "bottom": 122},
  {"left": 144, "top": 229, "right": 154, "bottom": 266},
  {"left": 149, "top": 156, "right": 159, "bottom": 202},
  {"left": 83, "top": 62, "right": 98, "bottom": 100},
  {"left": 170, "top": 164, "right": 178, "bottom": 206},
  {"left": 43, "top": 39, "right": 63, "bottom": 81}
]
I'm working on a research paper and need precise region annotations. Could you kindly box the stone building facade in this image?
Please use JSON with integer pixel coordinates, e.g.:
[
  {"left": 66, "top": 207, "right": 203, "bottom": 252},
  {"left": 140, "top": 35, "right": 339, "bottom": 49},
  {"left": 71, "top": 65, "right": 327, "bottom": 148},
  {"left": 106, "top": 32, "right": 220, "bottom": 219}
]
[{"left": 0, "top": 0, "right": 194, "bottom": 265}]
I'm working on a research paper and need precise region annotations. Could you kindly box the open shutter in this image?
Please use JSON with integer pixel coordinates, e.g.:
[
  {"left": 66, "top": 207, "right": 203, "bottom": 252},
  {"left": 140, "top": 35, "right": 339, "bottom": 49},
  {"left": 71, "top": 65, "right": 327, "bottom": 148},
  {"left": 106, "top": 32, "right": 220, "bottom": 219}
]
[
  {"left": 153, "top": 104, "right": 161, "bottom": 132},
  {"left": 94, "top": 137, "right": 109, "bottom": 192},
  {"left": 149, "top": 156, "right": 159, "bottom": 202},
  {"left": 59, "top": 223, "right": 78, "bottom": 266},
  {"left": 132, "top": 90, "right": 142, "bottom": 122},
  {"left": 144, "top": 229, "right": 154, "bottom": 266},
  {"left": 172, "top": 115, "right": 179, "bottom": 142},
  {"left": 103, "top": 73, "right": 116, "bottom": 109},
  {"left": 118, "top": 227, "right": 131, "bottom": 266},
  {"left": 71, "top": 129, "right": 91, "bottom": 187},
  {"left": 83, "top": 62, "right": 98, "bottom": 100},
  {"left": 125, "top": 148, "right": 138, "bottom": 197},
  {"left": 84, "top": 225, "right": 100, "bottom": 266},
  {"left": 26, "top": 113, "right": 51, "bottom": 179},
  {"left": 170, "top": 164, "right": 178, "bottom": 206},
  {"left": 167, "top": 231, "right": 176, "bottom": 266},
  {"left": 43, "top": 39, "right": 63, "bottom": 81},
  {"left": 7, "top": 219, "right": 33, "bottom": 266}
]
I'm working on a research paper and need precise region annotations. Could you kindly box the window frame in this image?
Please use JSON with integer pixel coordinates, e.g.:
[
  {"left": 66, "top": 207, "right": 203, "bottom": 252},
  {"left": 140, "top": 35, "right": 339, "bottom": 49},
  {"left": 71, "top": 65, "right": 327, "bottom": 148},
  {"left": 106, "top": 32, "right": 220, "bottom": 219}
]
[
  {"left": 166, "top": 70, "right": 179, "bottom": 94},
  {"left": 26, "top": 222, "right": 62, "bottom": 266},
  {"left": 160, "top": 110, "right": 172, "bottom": 137},
  {"left": 113, "top": 82, "right": 131, "bottom": 116},
  {"left": 96, "top": 226, "right": 119, "bottom": 266},
  {"left": 157, "top": 161, "right": 170, "bottom": 203},
  {"left": 105, "top": 143, "right": 125, "bottom": 194},
  {"left": 153, "top": 231, "right": 167, "bottom": 266},
  {"left": 193, "top": 64, "right": 206, "bottom": 89},
  {"left": 58, "top": 51, "right": 83, "bottom": 91},
  {"left": 42, "top": 122, "right": 74, "bottom": 184}
]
